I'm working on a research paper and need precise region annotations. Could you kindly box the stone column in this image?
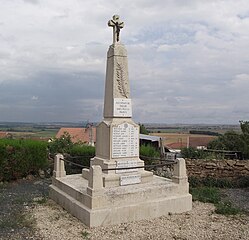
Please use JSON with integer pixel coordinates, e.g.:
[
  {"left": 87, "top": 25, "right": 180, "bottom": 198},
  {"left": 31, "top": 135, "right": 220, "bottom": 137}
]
[{"left": 53, "top": 154, "right": 66, "bottom": 178}]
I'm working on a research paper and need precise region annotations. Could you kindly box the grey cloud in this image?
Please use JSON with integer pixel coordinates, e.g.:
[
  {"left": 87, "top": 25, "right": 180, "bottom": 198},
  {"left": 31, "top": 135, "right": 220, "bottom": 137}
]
[{"left": 0, "top": 70, "right": 104, "bottom": 122}]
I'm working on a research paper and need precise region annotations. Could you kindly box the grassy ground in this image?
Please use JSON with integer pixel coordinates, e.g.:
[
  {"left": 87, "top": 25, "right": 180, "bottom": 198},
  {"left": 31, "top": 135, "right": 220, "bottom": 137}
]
[{"left": 190, "top": 186, "right": 247, "bottom": 215}]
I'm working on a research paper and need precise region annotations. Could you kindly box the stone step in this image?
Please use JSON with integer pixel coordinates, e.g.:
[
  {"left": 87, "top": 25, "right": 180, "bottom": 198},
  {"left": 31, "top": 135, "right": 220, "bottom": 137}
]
[
  {"left": 51, "top": 174, "right": 187, "bottom": 209},
  {"left": 51, "top": 175, "right": 90, "bottom": 207},
  {"left": 50, "top": 181, "right": 192, "bottom": 227}
]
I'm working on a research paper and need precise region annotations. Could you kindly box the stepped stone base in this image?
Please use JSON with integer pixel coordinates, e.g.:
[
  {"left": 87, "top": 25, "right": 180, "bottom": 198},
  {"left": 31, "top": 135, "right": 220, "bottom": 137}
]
[{"left": 49, "top": 174, "right": 192, "bottom": 227}]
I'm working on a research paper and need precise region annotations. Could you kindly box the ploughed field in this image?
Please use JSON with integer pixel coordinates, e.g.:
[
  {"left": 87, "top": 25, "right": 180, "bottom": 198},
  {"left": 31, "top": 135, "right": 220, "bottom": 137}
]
[{"left": 150, "top": 132, "right": 217, "bottom": 148}]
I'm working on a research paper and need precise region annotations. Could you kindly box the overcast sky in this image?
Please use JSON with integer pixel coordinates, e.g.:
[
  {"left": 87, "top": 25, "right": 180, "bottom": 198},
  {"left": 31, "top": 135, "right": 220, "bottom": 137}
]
[{"left": 0, "top": 0, "right": 249, "bottom": 124}]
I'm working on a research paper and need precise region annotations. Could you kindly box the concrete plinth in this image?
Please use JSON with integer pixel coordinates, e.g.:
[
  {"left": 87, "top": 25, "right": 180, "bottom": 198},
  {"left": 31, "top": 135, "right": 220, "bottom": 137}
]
[{"left": 49, "top": 174, "right": 192, "bottom": 227}]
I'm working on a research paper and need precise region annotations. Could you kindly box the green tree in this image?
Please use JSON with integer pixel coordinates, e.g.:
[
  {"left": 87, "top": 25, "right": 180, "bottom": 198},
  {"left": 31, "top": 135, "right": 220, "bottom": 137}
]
[
  {"left": 240, "top": 120, "right": 249, "bottom": 157},
  {"left": 181, "top": 147, "right": 210, "bottom": 159},
  {"left": 139, "top": 124, "right": 149, "bottom": 135},
  {"left": 48, "top": 132, "right": 73, "bottom": 154},
  {"left": 208, "top": 121, "right": 249, "bottom": 159}
]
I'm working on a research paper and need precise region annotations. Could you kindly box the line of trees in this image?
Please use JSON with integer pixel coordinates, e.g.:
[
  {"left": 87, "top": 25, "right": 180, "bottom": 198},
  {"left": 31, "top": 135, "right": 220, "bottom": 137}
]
[{"left": 207, "top": 121, "right": 249, "bottom": 159}]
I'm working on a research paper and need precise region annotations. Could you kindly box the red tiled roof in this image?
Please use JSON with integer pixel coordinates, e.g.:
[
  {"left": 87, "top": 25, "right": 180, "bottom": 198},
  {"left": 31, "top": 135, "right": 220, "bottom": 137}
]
[
  {"left": 189, "top": 136, "right": 216, "bottom": 148},
  {"left": 56, "top": 127, "right": 96, "bottom": 144},
  {"left": 0, "top": 132, "right": 8, "bottom": 138},
  {"left": 166, "top": 136, "right": 216, "bottom": 149},
  {"left": 166, "top": 142, "right": 187, "bottom": 149}
]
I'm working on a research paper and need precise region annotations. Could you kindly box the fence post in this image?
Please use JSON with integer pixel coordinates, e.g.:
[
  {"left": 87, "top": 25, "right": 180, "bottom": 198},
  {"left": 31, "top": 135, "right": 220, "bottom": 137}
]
[
  {"left": 87, "top": 165, "right": 104, "bottom": 195},
  {"left": 172, "top": 158, "right": 188, "bottom": 184},
  {"left": 53, "top": 153, "right": 66, "bottom": 178}
]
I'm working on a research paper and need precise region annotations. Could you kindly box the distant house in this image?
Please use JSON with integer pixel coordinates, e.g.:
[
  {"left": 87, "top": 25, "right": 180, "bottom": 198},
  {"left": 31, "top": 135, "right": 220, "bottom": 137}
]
[
  {"left": 165, "top": 136, "right": 215, "bottom": 150},
  {"left": 140, "top": 134, "right": 161, "bottom": 148},
  {"left": 0, "top": 131, "right": 12, "bottom": 139},
  {"left": 56, "top": 126, "right": 96, "bottom": 146},
  {"left": 188, "top": 136, "right": 215, "bottom": 149},
  {"left": 166, "top": 142, "right": 187, "bottom": 149}
]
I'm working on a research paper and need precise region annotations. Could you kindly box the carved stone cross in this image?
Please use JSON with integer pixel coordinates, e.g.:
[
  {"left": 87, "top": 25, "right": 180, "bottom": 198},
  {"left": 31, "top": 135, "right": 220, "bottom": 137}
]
[{"left": 108, "top": 15, "right": 124, "bottom": 44}]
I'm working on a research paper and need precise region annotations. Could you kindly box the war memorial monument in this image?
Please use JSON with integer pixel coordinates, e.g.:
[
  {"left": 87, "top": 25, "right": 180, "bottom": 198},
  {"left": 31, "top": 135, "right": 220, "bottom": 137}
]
[{"left": 49, "top": 15, "right": 192, "bottom": 227}]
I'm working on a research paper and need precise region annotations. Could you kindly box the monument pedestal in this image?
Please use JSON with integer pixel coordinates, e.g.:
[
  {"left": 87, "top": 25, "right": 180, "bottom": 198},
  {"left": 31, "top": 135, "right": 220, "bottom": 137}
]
[
  {"left": 90, "top": 117, "right": 153, "bottom": 187},
  {"left": 50, "top": 156, "right": 192, "bottom": 227}
]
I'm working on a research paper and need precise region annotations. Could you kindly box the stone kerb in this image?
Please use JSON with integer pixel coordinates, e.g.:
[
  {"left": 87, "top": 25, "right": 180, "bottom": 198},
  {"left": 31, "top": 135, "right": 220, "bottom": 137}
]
[{"left": 53, "top": 153, "right": 66, "bottom": 178}]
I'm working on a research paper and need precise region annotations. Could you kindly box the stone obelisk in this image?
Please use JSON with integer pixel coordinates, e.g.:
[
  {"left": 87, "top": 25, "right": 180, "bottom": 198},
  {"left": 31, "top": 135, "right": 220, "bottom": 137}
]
[
  {"left": 50, "top": 15, "right": 192, "bottom": 227},
  {"left": 91, "top": 15, "right": 153, "bottom": 187}
]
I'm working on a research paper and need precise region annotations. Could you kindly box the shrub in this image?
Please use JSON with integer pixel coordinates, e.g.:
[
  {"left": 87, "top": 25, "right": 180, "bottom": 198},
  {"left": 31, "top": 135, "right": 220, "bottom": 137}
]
[
  {"left": 48, "top": 132, "right": 73, "bottom": 155},
  {"left": 190, "top": 187, "right": 220, "bottom": 204},
  {"left": 181, "top": 147, "right": 212, "bottom": 159},
  {"left": 140, "top": 144, "right": 160, "bottom": 165},
  {"left": 0, "top": 139, "right": 48, "bottom": 181},
  {"left": 215, "top": 201, "right": 241, "bottom": 215},
  {"left": 140, "top": 144, "right": 160, "bottom": 158},
  {"left": 48, "top": 134, "right": 95, "bottom": 173},
  {"left": 207, "top": 121, "right": 249, "bottom": 159},
  {"left": 234, "top": 176, "right": 249, "bottom": 188},
  {"left": 189, "top": 176, "right": 249, "bottom": 189},
  {"left": 69, "top": 144, "right": 95, "bottom": 168},
  {"left": 191, "top": 186, "right": 242, "bottom": 215}
]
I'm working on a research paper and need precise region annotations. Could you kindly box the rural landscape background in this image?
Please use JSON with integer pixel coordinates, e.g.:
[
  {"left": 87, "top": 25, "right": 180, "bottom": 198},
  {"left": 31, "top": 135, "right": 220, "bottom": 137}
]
[{"left": 0, "top": 121, "right": 241, "bottom": 143}]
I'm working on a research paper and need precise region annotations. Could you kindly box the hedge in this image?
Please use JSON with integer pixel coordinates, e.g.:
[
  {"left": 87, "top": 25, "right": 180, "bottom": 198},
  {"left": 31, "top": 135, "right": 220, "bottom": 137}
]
[
  {"left": 69, "top": 144, "right": 95, "bottom": 168},
  {"left": 0, "top": 139, "right": 48, "bottom": 181}
]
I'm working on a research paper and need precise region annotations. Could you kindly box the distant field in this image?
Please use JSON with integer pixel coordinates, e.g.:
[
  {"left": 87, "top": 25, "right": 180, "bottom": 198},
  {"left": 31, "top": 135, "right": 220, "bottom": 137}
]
[
  {"left": 148, "top": 129, "right": 189, "bottom": 133},
  {"left": 0, "top": 128, "right": 58, "bottom": 139},
  {"left": 150, "top": 132, "right": 217, "bottom": 147}
]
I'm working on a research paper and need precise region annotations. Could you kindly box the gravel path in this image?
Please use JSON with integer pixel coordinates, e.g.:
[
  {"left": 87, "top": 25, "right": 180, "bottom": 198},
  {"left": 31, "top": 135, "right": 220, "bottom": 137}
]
[
  {"left": 221, "top": 188, "right": 249, "bottom": 212},
  {"left": 1, "top": 179, "right": 249, "bottom": 240},
  {"left": 32, "top": 200, "right": 249, "bottom": 240},
  {"left": 0, "top": 178, "right": 51, "bottom": 240}
]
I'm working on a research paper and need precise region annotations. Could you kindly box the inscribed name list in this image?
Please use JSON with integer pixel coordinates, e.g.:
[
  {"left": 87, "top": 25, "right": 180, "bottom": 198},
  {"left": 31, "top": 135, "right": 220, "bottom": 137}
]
[
  {"left": 112, "top": 122, "right": 139, "bottom": 158},
  {"left": 114, "top": 98, "right": 132, "bottom": 117},
  {"left": 116, "top": 160, "right": 138, "bottom": 173}
]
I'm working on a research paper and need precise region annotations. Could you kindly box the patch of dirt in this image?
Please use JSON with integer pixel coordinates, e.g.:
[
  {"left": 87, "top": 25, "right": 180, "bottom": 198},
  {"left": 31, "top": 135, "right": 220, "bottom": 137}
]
[{"left": 0, "top": 178, "right": 51, "bottom": 240}]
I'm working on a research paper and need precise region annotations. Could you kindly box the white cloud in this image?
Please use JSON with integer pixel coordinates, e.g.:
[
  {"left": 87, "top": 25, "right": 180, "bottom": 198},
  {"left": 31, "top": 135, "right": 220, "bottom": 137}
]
[
  {"left": 157, "top": 44, "right": 181, "bottom": 52},
  {"left": 31, "top": 96, "right": 38, "bottom": 100},
  {"left": 0, "top": 0, "right": 249, "bottom": 123},
  {"left": 231, "top": 74, "right": 249, "bottom": 88}
]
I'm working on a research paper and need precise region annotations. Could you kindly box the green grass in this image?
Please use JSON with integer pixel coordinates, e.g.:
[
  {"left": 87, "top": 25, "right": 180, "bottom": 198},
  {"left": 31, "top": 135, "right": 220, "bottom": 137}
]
[
  {"left": 0, "top": 126, "right": 58, "bottom": 138},
  {"left": 81, "top": 230, "right": 90, "bottom": 239},
  {"left": 0, "top": 211, "right": 35, "bottom": 229},
  {"left": 215, "top": 201, "right": 241, "bottom": 215},
  {"left": 189, "top": 176, "right": 249, "bottom": 189},
  {"left": 191, "top": 187, "right": 220, "bottom": 204},
  {"left": 13, "top": 196, "right": 32, "bottom": 204},
  {"left": 33, "top": 196, "right": 47, "bottom": 204},
  {"left": 190, "top": 186, "right": 243, "bottom": 216}
]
